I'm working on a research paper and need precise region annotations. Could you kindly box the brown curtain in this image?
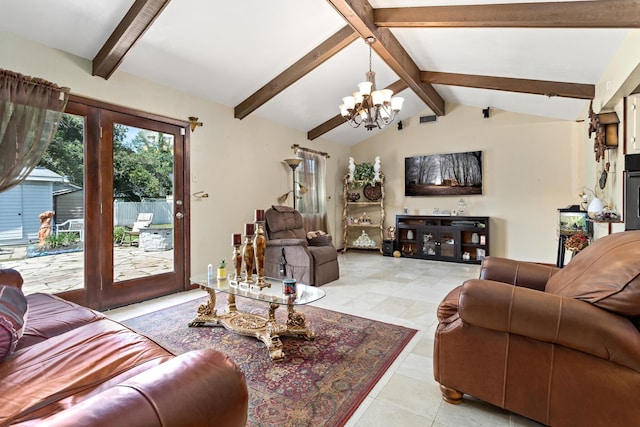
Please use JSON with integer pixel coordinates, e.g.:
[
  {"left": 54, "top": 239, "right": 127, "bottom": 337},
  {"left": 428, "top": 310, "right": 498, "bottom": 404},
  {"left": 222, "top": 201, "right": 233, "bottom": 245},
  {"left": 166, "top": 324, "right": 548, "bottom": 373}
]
[{"left": 0, "top": 69, "right": 69, "bottom": 192}]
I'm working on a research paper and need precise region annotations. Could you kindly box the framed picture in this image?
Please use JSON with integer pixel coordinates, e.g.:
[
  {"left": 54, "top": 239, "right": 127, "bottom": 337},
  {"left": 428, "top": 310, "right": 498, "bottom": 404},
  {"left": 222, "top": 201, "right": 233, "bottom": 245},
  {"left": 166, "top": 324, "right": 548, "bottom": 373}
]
[{"left": 405, "top": 151, "right": 482, "bottom": 196}]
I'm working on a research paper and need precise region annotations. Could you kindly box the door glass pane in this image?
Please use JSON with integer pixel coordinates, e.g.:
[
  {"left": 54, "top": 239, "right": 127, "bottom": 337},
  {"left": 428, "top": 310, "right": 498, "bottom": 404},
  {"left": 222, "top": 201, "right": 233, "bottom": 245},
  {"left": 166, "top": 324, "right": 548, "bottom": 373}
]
[
  {"left": 0, "top": 113, "right": 86, "bottom": 294},
  {"left": 113, "top": 124, "right": 174, "bottom": 282}
]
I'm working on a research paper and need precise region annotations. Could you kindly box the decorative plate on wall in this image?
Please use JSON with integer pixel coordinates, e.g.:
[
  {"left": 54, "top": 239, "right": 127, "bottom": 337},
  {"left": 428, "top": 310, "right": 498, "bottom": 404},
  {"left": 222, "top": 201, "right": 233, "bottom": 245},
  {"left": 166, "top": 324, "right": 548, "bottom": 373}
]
[{"left": 363, "top": 183, "right": 382, "bottom": 201}]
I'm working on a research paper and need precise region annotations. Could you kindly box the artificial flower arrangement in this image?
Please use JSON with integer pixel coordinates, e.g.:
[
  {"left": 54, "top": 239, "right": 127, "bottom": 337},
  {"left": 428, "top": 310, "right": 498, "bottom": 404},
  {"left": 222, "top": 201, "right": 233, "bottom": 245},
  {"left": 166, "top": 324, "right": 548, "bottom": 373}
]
[{"left": 564, "top": 233, "right": 589, "bottom": 252}]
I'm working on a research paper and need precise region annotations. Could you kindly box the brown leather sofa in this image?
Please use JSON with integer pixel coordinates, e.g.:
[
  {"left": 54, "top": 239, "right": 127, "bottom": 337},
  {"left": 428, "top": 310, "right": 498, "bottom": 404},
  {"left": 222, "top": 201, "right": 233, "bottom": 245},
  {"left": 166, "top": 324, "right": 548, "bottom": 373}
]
[
  {"left": 434, "top": 230, "right": 640, "bottom": 427},
  {"left": 264, "top": 205, "right": 339, "bottom": 286},
  {"left": 0, "top": 270, "right": 248, "bottom": 426}
]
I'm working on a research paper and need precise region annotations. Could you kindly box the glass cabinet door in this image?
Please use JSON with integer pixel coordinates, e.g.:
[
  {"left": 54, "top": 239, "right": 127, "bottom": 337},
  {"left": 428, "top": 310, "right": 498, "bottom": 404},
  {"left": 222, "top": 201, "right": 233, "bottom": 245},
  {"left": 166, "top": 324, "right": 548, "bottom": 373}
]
[
  {"left": 421, "top": 231, "right": 437, "bottom": 257},
  {"left": 439, "top": 230, "right": 456, "bottom": 259}
]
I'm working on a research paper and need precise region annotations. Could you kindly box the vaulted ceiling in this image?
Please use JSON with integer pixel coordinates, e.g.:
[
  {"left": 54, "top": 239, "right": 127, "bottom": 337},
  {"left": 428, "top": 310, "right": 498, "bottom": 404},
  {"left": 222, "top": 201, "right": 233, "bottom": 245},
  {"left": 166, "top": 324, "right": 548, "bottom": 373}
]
[{"left": 0, "top": 0, "right": 637, "bottom": 146}]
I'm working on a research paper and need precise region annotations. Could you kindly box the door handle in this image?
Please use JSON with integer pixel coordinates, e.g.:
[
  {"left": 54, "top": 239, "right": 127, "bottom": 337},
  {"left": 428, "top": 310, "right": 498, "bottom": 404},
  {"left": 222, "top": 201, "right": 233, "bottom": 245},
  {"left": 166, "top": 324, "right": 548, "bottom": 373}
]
[{"left": 176, "top": 212, "right": 184, "bottom": 219}]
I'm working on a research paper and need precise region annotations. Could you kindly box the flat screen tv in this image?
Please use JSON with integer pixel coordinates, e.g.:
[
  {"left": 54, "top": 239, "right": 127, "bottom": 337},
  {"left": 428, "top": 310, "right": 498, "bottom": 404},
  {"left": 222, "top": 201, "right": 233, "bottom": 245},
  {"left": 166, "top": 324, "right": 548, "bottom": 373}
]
[{"left": 405, "top": 151, "right": 482, "bottom": 196}]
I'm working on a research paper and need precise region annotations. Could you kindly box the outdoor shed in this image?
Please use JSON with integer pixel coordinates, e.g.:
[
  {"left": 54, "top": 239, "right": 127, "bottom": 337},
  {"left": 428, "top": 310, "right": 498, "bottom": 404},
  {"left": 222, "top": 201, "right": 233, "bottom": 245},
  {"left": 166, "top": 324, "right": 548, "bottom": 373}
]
[{"left": 0, "top": 167, "right": 64, "bottom": 245}]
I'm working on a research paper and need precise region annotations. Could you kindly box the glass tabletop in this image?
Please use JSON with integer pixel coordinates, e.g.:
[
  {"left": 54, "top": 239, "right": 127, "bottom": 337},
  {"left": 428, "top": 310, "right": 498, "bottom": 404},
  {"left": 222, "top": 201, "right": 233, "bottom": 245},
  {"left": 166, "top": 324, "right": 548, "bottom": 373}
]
[{"left": 191, "top": 275, "right": 325, "bottom": 306}]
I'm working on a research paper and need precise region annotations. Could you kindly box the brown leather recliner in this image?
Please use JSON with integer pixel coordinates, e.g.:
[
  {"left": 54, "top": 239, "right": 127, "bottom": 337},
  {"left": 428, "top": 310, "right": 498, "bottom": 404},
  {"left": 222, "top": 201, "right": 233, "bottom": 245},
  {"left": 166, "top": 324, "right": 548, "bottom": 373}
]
[
  {"left": 264, "top": 205, "right": 339, "bottom": 286},
  {"left": 434, "top": 230, "right": 640, "bottom": 427}
]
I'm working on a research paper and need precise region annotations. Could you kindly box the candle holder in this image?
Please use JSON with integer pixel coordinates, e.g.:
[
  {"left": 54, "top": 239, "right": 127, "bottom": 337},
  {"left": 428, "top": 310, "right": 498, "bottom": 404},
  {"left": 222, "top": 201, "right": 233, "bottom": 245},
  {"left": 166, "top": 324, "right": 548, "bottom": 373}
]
[
  {"left": 254, "top": 220, "right": 269, "bottom": 289},
  {"left": 232, "top": 243, "right": 242, "bottom": 283},
  {"left": 231, "top": 233, "right": 243, "bottom": 284},
  {"left": 243, "top": 228, "right": 255, "bottom": 284}
]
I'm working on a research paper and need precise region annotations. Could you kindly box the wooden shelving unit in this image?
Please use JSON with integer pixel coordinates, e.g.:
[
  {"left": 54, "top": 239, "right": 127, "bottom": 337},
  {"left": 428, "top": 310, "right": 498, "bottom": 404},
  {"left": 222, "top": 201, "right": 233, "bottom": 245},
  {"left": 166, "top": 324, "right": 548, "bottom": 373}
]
[{"left": 342, "top": 174, "right": 385, "bottom": 253}]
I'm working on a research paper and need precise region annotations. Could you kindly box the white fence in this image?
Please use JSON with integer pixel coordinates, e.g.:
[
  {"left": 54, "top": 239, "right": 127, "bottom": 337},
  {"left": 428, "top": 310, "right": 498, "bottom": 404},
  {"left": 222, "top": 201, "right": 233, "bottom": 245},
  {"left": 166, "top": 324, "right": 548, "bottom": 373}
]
[{"left": 114, "top": 200, "right": 174, "bottom": 227}]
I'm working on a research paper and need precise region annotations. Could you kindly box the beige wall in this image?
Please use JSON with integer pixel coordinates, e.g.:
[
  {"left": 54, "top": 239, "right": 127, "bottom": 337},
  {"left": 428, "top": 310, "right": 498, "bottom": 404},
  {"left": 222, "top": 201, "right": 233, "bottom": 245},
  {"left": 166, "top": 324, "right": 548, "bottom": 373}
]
[
  {"left": 349, "top": 104, "right": 583, "bottom": 262},
  {"left": 0, "top": 31, "right": 350, "bottom": 274}
]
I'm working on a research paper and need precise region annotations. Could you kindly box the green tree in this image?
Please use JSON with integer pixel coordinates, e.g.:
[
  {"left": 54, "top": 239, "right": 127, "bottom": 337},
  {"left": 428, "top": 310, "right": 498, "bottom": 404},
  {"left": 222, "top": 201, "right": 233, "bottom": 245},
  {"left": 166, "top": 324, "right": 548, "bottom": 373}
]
[
  {"left": 39, "top": 114, "right": 84, "bottom": 186},
  {"left": 113, "top": 130, "right": 173, "bottom": 201},
  {"left": 40, "top": 116, "right": 173, "bottom": 201}
]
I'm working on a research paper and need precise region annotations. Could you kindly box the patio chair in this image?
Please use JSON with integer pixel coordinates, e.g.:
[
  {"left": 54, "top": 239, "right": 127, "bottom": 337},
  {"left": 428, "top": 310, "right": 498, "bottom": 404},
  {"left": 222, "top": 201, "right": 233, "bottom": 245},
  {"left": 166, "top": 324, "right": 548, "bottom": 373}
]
[
  {"left": 121, "top": 213, "right": 153, "bottom": 246},
  {"left": 55, "top": 218, "right": 85, "bottom": 242}
]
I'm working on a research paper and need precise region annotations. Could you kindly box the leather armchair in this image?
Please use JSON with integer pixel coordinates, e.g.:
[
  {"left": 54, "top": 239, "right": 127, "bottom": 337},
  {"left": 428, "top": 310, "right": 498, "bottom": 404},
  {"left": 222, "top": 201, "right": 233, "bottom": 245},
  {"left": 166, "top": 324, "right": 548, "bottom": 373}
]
[
  {"left": 434, "top": 231, "right": 640, "bottom": 427},
  {"left": 264, "top": 205, "right": 339, "bottom": 286}
]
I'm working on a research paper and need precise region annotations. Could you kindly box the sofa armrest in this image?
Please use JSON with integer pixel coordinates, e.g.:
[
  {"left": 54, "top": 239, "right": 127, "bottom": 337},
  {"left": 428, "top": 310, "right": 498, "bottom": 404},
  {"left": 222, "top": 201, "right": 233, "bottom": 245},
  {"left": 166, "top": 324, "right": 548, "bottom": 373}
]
[
  {"left": 459, "top": 279, "right": 640, "bottom": 372},
  {"left": 479, "top": 256, "right": 559, "bottom": 291},
  {"left": 30, "top": 349, "right": 248, "bottom": 427},
  {"left": 308, "top": 235, "right": 333, "bottom": 246}
]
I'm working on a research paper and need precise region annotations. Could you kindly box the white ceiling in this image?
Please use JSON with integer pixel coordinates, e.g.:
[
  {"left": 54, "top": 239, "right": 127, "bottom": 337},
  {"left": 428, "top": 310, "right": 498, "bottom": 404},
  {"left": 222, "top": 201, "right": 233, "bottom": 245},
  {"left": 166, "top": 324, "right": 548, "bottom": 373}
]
[{"left": 0, "top": 0, "right": 631, "bottom": 146}]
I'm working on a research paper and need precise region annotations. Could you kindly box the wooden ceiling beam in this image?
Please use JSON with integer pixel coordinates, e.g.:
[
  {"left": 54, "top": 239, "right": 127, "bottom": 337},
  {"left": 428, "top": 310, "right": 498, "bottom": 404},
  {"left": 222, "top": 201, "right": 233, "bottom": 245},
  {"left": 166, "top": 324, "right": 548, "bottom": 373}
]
[
  {"left": 307, "top": 80, "right": 408, "bottom": 140},
  {"left": 93, "top": 0, "right": 171, "bottom": 79},
  {"left": 421, "top": 71, "right": 595, "bottom": 99},
  {"left": 234, "top": 25, "right": 358, "bottom": 120},
  {"left": 326, "top": 0, "right": 445, "bottom": 116},
  {"left": 374, "top": 0, "right": 640, "bottom": 28}
]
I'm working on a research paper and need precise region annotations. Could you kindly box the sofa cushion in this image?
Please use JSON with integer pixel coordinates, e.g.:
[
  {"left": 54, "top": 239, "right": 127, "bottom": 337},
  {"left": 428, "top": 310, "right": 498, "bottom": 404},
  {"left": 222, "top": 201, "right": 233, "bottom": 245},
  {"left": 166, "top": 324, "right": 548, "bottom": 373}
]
[
  {"left": 266, "top": 206, "right": 306, "bottom": 240},
  {"left": 17, "top": 293, "right": 105, "bottom": 350},
  {"left": 0, "top": 286, "right": 28, "bottom": 361},
  {"left": 0, "top": 318, "right": 173, "bottom": 425},
  {"left": 545, "top": 231, "right": 640, "bottom": 317}
]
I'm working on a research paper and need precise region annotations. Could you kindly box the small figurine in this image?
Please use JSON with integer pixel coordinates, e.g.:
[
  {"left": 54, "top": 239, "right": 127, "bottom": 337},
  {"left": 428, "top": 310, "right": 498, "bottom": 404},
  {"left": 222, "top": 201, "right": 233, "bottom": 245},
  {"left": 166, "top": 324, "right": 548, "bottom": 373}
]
[
  {"left": 348, "top": 157, "right": 355, "bottom": 182},
  {"left": 373, "top": 156, "right": 381, "bottom": 182}
]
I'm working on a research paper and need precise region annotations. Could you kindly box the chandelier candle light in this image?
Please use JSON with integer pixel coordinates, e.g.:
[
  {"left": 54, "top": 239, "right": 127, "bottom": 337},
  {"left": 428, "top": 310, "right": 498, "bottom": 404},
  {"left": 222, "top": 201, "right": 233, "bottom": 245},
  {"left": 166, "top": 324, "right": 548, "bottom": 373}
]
[{"left": 339, "top": 37, "right": 404, "bottom": 131}]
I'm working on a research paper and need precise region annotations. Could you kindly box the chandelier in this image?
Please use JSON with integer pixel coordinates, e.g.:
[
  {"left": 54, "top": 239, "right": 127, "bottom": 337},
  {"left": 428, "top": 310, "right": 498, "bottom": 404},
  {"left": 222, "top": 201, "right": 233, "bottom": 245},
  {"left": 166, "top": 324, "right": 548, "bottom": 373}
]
[{"left": 339, "top": 37, "right": 404, "bottom": 131}]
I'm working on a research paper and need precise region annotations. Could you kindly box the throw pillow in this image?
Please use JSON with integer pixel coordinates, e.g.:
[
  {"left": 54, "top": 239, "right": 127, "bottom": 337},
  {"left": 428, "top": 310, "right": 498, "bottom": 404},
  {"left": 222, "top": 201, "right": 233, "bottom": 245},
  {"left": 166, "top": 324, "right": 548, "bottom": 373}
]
[
  {"left": 0, "top": 285, "right": 28, "bottom": 361},
  {"left": 545, "top": 231, "right": 640, "bottom": 317}
]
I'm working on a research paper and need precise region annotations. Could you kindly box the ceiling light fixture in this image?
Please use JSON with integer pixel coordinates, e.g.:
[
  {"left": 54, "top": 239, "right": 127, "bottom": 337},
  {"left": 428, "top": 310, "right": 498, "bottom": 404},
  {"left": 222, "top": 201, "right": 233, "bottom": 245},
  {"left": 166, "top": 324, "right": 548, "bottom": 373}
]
[{"left": 339, "top": 37, "right": 404, "bottom": 131}]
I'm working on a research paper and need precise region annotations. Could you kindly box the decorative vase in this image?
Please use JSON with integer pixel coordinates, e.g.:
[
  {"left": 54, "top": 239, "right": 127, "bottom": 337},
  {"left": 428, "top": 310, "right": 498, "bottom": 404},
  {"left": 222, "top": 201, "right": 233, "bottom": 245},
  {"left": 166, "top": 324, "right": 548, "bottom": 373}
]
[
  {"left": 407, "top": 230, "right": 414, "bottom": 240},
  {"left": 232, "top": 244, "right": 242, "bottom": 282},
  {"left": 254, "top": 220, "right": 268, "bottom": 289},
  {"left": 243, "top": 224, "right": 255, "bottom": 284},
  {"left": 471, "top": 233, "right": 479, "bottom": 244},
  {"left": 588, "top": 198, "right": 605, "bottom": 218}
]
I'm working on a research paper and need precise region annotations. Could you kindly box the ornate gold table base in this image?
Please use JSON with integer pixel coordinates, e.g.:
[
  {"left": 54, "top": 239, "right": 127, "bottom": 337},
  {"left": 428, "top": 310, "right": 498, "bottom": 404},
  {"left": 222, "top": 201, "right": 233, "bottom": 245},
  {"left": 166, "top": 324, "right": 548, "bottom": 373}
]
[{"left": 188, "top": 287, "right": 315, "bottom": 361}]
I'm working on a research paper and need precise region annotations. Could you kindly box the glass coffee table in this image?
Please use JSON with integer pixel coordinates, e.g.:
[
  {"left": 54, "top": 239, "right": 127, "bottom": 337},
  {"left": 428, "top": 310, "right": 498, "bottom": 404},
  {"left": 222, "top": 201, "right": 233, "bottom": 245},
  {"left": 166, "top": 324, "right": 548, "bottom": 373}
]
[{"left": 189, "top": 276, "right": 325, "bottom": 361}]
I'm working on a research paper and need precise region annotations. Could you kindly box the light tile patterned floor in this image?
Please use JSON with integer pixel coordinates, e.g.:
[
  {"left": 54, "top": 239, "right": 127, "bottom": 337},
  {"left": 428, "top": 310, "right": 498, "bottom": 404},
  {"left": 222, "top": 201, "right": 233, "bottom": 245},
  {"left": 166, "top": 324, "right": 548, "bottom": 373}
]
[{"left": 106, "top": 251, "right": 544, "bottom": 427}]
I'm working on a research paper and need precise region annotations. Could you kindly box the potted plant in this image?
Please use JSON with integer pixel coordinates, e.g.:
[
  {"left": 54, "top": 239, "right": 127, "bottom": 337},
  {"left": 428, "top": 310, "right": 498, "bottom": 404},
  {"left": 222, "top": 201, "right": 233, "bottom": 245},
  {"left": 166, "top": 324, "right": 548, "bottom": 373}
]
[
  {"left": 217, "top": 259, "right": 227, "bottom": 279},
  {"left": 352, "top": 162, "right": 375, "bottom": 187}
]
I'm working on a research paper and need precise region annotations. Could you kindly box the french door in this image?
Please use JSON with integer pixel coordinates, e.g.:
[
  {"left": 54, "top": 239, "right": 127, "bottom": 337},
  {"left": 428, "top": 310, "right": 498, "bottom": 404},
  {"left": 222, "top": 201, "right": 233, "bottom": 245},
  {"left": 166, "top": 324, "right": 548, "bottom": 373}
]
[{"left": 60, "top": 97, "right": 190, "bottom": 310}]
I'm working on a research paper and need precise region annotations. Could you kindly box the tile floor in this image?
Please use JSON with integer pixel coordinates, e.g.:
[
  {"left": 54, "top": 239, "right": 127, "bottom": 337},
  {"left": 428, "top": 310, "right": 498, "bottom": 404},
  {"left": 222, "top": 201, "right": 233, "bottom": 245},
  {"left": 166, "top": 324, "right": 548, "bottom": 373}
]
[{"left": 106, "top": 251, "right": 544, "bottom": 427}]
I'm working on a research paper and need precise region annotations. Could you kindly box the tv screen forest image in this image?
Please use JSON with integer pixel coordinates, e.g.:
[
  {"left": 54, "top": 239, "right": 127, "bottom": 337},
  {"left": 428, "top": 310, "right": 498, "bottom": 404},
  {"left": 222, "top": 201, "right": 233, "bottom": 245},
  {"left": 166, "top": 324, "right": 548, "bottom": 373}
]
[{"left": 405, "top": 151, "right": 482, "bottom": 196}]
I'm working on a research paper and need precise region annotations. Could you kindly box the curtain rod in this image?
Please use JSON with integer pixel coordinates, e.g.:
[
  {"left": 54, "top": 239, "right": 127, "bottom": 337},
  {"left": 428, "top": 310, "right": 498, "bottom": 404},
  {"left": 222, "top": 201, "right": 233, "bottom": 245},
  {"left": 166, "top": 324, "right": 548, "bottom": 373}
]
[{"left": 292, "top": 144, "right": 330, "bottom": 158}]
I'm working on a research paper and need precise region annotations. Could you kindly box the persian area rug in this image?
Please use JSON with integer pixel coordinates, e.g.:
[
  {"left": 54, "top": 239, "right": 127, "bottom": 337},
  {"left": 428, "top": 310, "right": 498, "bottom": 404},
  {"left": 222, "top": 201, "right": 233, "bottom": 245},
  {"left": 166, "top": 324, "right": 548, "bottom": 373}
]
[{"left": 123, "top": 295, "right": 417, "bottom": 427}]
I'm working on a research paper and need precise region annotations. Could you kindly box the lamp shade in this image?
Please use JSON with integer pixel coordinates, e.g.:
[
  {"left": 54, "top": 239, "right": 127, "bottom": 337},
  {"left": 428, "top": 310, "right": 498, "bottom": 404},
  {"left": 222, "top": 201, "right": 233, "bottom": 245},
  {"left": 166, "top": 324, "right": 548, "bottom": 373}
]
[
  {"left": 391, "top": 96, "right": 404, "bottom": 112},
  {"left": 357, "top": 81, "right": 372, "bottom": 96},
  {"left": 371, "top": 90, "right": 384, "bottom": 107},
  {"left": 342, "top": 96, "right": 355, "bottom": 110}
]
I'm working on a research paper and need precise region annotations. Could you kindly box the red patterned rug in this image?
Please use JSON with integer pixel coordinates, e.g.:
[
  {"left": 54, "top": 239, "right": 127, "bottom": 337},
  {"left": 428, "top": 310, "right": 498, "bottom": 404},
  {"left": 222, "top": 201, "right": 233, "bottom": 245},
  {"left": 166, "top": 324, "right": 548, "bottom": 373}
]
[{"left": 123, "top": 294, "right": 417, "bottom": 427}]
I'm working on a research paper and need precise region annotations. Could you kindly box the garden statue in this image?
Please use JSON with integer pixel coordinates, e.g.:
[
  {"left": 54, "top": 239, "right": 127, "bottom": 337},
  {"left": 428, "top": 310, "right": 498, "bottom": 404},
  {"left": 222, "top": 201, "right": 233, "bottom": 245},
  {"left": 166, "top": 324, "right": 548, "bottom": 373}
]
[
  {"left": 348, "top": 157, "right": 355, "bottom": 182},
  {"left": 374, "top": 156, "right": 381, "bottom": 181},
  {"left": 38, "top": 211, "right": 55, "bottom": 246}
]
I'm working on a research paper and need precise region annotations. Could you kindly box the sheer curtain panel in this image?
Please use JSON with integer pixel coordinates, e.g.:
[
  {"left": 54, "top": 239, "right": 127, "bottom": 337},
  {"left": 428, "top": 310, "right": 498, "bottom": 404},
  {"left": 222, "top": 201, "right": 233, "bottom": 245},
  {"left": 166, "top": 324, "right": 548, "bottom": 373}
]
[
  {"left": 296, "top": 149, "right": 327, "bottom": 232},
  {"left": 0, "top": 69, "right": 69, "bottom": 192}
]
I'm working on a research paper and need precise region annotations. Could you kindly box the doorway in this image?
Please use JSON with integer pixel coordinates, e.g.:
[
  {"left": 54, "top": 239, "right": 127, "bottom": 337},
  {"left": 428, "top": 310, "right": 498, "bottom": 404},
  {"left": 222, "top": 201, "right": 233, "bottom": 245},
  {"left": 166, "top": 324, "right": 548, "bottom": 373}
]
[{"left": 56, "top": 98, "right": 190, "bottom": 310}]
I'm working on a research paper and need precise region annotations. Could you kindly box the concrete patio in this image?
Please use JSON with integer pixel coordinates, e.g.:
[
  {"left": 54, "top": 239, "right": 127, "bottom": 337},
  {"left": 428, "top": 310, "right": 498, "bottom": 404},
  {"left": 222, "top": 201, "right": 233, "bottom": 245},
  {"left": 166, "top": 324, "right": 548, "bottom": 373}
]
[{"left": 0, "top": 244, "right": 173, "bottom": 294}]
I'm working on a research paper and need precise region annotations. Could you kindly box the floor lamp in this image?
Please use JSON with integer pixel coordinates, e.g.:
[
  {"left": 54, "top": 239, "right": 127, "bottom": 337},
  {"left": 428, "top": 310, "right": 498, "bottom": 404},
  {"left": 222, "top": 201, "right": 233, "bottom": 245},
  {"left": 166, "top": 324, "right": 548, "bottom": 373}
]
[{"left": 284, "top": 158, "right": 302, "bottom": 209}]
